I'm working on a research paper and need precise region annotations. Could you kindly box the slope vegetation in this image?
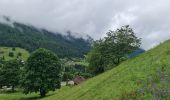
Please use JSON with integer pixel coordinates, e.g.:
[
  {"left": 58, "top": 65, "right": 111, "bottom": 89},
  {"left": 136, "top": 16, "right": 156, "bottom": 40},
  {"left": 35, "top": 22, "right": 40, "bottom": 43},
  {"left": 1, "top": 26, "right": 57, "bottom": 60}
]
[
  {"left": 0, "top": 22, "right": 91, "bottom": 58},
  {"left": 0, "top": 47, "right": 29, "bottom": 61},
  {"left": 43, "top": 40, "right": 170, "bottom": 100},
  {"left": 0, "top": 40, "right": 170, "bottom": 100}
]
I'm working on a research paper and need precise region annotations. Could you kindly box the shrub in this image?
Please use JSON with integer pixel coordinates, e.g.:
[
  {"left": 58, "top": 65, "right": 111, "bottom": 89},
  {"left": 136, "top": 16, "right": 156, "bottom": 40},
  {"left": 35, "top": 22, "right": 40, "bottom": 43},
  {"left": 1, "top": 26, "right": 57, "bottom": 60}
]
[
  {"left": 9, "top": 52, "right": 14, "bottom": 57},
  {"left": 17, "top": 52, "right": 22, "bottom": 56},
  {"left": 12, "top": 47, "right": 16, "bottom": 51}
]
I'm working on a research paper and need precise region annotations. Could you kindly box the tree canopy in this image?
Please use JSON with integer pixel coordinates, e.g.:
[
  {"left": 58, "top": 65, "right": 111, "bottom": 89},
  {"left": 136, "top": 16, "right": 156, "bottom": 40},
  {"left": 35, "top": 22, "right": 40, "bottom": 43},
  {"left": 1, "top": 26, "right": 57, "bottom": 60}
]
[
  {"left": 22, "top": 48, "right": 62, "bottom": 97},
  {"left": 0, "top": 59, "right": 22, "bottom": 91},
  {"left": 87, "top": 25, "right": 141, "bottom": 74},
  {"left": 0, "top": 22, "right": 91, "bottom": 58}
]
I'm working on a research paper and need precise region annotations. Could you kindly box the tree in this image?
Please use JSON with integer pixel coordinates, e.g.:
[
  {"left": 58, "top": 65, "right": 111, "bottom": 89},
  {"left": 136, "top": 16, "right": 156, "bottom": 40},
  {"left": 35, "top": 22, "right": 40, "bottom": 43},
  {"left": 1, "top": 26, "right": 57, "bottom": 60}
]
[
  {"left": 22, "top": 48, "right": 62, "bottom": 97},
  {"left": 0, "top": 62, "right": 3, "bottom": 88},
  {"left": 87, "top": 25, "right": 141, "bottom": 74},
  {"left": 87, "top": 44, "right": 105, "bottom": 75},
  {"left": 104, "top": 25, "right": 141, "bottom": 65},
  {"left": 0, "top": 59, "right": 21, "bottom": 91},
  {"left": 0, "top": 56, "right": 5, "bottom": 61}
]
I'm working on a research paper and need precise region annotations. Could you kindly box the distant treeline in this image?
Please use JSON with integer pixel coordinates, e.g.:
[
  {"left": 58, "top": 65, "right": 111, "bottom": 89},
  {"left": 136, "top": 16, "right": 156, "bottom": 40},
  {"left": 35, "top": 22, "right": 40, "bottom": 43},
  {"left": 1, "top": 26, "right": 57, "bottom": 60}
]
[{"left": 0, "top": 22, "right": 92, "bottom": 58}]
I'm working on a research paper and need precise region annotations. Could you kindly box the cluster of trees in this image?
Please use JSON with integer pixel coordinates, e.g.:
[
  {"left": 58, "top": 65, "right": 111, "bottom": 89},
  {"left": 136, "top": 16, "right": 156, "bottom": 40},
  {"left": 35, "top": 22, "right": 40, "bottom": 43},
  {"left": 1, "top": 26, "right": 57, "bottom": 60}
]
[
  {"left": 61, "top": 58, "right": 92, "bottom": 81},
  {"left": 0, "top": 60, "right": 22, "bottom": 91},
  {"left": 0, "top": 25, "right": 142, "bottom": 97},
  {"left": 87, "top": 25, "right": 141, "bottom": 75},
  {"left": 0, "top": 48, "right": 62, "bottom": 97},
  {"left": 0, "top": 47, "right": 92, "bottom": 97},
  {"left": 0, "top": 22, "right": 92, "bottom": 58}
]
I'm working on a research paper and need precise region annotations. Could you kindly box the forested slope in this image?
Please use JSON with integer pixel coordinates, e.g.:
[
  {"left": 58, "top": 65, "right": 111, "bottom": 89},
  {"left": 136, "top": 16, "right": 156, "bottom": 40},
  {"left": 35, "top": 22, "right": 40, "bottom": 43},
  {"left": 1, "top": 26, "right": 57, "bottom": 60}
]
[{"left": 0, "top": 22, "right": 91, "bottom": 58}]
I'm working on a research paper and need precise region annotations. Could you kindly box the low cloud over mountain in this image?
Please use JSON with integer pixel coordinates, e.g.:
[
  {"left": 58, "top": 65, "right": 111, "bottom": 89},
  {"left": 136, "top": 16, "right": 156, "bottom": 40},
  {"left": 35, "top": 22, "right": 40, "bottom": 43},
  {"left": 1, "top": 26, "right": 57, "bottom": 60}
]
[{"left": 0, "top": 0, "right": 170, "bottom": 49}]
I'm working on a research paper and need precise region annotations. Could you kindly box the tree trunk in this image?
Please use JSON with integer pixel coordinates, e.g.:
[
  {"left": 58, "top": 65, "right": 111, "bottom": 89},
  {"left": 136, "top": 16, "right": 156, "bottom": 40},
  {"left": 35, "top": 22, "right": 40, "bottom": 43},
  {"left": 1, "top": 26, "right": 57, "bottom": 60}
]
[
  {"left": 40, "top": 88, "right": 46, "bottom": 97},
  {"left": 12, "top": 85, "right": 15, "bottom": 92},
  {"left": 117, "top": 58, "right": 120, "bottom": 65},
  {"left": 113, "top": 58, "right": 120, "bottom": 65}
]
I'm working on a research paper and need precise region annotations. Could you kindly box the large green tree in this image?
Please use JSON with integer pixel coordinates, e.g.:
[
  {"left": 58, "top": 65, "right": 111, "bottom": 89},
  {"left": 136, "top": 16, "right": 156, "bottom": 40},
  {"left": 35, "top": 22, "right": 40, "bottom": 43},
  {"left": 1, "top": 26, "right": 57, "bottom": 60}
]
[
  {"left": 87, "top": 40, "right": 106, "bottom": 75},
  {"left": 22, "top": 48, "right": 62, "bottom": 97},
  {"left": 0, "top": 59, "right": 21, "bottom": 91},
  {"left": 104, "top": 25, "right": 141, "bottom": 65},
  {"left": 87, "top": 25, "right": 141, "bottom": 74}
]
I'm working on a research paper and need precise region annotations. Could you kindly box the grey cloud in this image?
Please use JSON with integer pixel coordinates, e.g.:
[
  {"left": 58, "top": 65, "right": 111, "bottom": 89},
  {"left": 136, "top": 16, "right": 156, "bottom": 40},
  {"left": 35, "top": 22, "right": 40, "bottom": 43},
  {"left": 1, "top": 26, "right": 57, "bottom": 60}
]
[{"left": 0, "top": 0, "right": 170, "bottom": 50}]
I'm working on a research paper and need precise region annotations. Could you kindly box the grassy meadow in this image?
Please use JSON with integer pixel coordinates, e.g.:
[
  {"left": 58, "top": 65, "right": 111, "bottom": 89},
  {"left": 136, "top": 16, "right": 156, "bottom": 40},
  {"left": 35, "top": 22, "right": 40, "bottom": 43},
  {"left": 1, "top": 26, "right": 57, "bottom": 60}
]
[
  {"left": 0, "top": 47, "right": 29, "bottom": 61},
  {"left": 0, "top": 40, "right": 170, "bottom": 100}
]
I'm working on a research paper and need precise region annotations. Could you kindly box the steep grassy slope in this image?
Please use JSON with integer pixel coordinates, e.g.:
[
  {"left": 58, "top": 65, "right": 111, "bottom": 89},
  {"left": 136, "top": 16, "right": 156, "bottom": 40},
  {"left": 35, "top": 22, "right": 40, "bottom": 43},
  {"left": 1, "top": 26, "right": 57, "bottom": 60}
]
[
  {"left": 0, "top": 47, "right": 29, "bottom": 61},
  {"left": 43, "top": 40, "right": 170, "bottom": 100},
  {"left": 0, "top": 40, "right": 170, "bottom": 100}
]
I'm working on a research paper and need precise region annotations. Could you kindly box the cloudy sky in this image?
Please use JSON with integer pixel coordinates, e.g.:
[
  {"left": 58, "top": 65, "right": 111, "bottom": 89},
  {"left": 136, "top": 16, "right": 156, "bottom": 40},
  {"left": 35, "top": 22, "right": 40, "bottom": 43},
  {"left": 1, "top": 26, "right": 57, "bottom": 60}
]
[{"left": 0, "top": 0, "right": 170, "bottom": 50}]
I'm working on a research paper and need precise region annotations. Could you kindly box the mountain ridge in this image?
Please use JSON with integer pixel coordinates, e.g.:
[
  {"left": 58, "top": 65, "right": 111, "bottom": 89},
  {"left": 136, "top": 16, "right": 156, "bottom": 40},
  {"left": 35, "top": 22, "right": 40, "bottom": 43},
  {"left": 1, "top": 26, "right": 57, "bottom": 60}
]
[{"left": 0, "top": 21, "right": 92, "bottom": 58}]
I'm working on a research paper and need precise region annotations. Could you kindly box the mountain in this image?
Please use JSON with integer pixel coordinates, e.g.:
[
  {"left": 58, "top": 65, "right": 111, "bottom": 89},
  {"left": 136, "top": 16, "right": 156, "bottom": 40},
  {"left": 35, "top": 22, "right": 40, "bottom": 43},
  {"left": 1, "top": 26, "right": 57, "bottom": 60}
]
[
  {"left": 41, "top": 40, "right": 169, "bottom": 99},
  {"left": 0, "top": 22, "right": 92, "bottom": 58}
]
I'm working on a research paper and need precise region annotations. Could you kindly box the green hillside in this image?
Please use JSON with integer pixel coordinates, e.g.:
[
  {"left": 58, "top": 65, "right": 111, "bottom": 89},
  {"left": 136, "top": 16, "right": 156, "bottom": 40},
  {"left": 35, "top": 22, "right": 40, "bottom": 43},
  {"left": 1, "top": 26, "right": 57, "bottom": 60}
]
[
  {"left": 0, "top": 47, "right": 29, "bottom": 61},
  {"left": 42, "top": 40, "right": 170, "bottom": 100},
  {"left": 0, "top": 40, "right": 170, "bottom": 99},
  {"left": 0, "top": 21, "right": 92, "bottom": 58}
]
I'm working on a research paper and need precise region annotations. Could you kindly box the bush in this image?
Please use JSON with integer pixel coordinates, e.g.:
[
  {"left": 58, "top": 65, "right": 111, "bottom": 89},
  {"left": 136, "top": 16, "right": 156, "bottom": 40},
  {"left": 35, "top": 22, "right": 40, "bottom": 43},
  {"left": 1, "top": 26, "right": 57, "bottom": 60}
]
[
  {"left": 17, "top": 52, "right": 22, "bottom": 56},
  {"left": 9, "top": 52, "right": 14, "bottom": 57},
  {"left": 12, "top": 47, "right": 16, "bottom": 51}
]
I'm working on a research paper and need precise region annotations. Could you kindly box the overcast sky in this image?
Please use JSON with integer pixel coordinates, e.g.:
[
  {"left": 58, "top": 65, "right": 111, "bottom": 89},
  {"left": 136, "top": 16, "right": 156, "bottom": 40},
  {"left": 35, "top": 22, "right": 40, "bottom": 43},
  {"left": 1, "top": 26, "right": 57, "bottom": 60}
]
[{"left": 0, "top": 0, "right": 170, "bottom": 50}]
